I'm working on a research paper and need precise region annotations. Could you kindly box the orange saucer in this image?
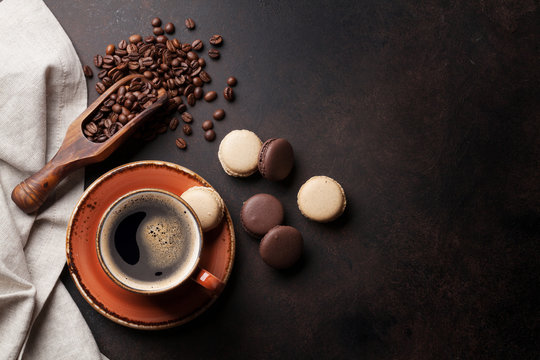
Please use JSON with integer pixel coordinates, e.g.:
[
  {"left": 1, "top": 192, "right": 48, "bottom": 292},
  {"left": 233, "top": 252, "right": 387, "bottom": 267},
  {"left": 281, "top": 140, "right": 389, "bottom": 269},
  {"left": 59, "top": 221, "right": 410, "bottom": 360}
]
[{"left": 66, "top": 161, "right": 235, "bottom": 329}]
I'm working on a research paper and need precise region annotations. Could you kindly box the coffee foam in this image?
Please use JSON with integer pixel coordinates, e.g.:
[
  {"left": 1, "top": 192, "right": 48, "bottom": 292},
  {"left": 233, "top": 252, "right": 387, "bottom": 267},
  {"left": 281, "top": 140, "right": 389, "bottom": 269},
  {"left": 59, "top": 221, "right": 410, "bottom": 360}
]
[{"left": 99, "top": 190, "right": 202, "bottom": 292}]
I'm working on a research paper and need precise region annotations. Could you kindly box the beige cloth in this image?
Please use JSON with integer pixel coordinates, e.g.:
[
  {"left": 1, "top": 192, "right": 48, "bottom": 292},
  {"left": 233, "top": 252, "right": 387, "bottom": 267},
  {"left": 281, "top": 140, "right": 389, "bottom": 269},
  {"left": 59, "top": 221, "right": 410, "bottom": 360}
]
[{"left": 0, "top": 0, "right": 104, "bottom": 358}]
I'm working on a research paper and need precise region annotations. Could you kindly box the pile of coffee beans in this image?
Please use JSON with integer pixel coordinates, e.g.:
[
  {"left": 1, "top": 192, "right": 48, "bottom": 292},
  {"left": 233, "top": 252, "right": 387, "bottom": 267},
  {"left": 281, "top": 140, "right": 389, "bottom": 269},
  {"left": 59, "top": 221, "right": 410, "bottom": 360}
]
[
  {"left": 83, "top": 77, "right": 158, "bottom": 142},
  {"left": 86, "top": 17, "right": 237, "bottom": 148}
]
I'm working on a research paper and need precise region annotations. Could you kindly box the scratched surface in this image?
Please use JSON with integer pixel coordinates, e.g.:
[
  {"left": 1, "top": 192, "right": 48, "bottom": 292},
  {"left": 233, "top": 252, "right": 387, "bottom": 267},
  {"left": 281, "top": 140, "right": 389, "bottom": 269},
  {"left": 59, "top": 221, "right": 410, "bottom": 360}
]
[{"left": 45, "top": 0, "right": 539, "bottom": 359}]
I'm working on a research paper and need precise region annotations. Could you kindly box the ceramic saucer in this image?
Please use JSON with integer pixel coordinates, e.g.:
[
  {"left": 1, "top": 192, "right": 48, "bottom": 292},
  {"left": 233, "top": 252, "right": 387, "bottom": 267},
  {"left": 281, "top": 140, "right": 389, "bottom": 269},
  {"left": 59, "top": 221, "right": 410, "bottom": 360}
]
[{"left": 66, "top": 161, "right": 235, "bottom": 330}]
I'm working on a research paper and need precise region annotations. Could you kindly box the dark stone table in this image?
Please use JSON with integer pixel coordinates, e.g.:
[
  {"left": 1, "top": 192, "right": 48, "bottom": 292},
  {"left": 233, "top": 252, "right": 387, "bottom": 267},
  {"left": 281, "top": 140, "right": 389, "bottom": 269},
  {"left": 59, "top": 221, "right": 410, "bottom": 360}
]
[{"left": 46, "top": 1, "right": 538, "bottom": 359}]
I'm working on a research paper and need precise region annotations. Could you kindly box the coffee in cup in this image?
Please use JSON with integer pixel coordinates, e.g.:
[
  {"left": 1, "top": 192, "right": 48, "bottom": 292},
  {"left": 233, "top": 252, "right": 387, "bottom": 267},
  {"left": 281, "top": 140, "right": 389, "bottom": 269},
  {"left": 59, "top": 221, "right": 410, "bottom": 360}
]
[{"left": 97, "top": 188, "right": 222, "bottom": 294}]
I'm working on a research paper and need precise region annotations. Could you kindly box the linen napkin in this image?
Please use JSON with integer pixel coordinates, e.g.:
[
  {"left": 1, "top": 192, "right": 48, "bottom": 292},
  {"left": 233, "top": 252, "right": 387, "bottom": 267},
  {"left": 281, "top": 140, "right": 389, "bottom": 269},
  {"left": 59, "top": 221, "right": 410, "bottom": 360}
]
[{"left": 0, "top": 0, "right": 104, "bottom": 358}]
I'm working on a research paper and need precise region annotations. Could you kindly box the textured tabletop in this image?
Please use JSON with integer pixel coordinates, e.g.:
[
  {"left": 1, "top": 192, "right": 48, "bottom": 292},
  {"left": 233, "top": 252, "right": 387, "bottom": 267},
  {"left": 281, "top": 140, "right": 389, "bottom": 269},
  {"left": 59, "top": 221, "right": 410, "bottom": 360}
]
[{"left": 47, "top": 1, "right": 539, "bottom": 359}]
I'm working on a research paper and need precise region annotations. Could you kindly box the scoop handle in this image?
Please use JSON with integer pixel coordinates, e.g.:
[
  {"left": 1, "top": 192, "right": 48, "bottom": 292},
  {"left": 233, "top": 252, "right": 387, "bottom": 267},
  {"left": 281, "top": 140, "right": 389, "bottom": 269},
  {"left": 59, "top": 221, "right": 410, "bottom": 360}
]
[{"left": 11, "top": 158, "right": 73, "bottom": 214}]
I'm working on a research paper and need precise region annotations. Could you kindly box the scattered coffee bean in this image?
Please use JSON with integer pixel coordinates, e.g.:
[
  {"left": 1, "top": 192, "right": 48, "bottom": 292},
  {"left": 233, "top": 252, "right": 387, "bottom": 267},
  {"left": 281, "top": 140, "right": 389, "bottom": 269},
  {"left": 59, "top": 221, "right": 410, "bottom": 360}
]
[
  {"left": 192, "top": 77, "right": 203, "bottom": 87},
  {"left": 193, "top": 87, "right": 203, "bottom": 99},
  {"left": 202, "top": 120, "right": 214, "bottom": 130},
  {"left": 187, "top": 93, "right": 196, "bottom": 106},
  {"left": 177, "top": 103, "right": 187, "bottom": 113},
  {"left": 151, "top": 17, "right": 161, "bottom": 27},
  {"left": 227, "top": 76, "right": 237, "bottom": 86},
  {"left": 213, "top": 109, "right": 225, "bottom": 120},
  {"left": 182, "top": 124, "right": 192, "bottom": 135},
  {"left": 223, "top": 87, "right": 234, "bottom": 101},
  {"left": 106, "top": 44, "right": 115, "bottom": 55},
  {"left": 199, "top": 71, "right": 211, "bottom": 83},
  {"left": 176, "top": 137, "right": 187, "bottom": 149},
  {"left": 198, "top": 58, "right": 206, "bottom": 67},
  {"left": 164, "top": 23, "right": 175, "bottom": 34},
  {"left": 128, "top": 34, "right": 142, "bottom": 43},
  {"left": 208, "top": 49, "right": 220, "bottom": 59},
  {"left": 97, "top": 69, "right": 107, "bottom": 79},
  {"left": 209, "top": 35, "right": 223, "bottom": 46},
  {"left": 182, "top": 112, "right": 193, "bottom": 123},
  {"left": 95, "top": 82, "right": 106, "bottom": 94},
  {"left": 156, "top": 35, "right": 167, "bottom": 43},
  {"left": 204, "top": 129, "right": 216, "bottom": 141},
  {"left": 153, "top": 27, "right": 164, "bottom": 36},
  {"left": 192, "top": 39, "right": 203, "bottom": 51},
  {"left": 118, "top": 39, "right": 127, "bottom": 49},
  {"left": 83, "top": 65, "right": 93, "bottom": 78},
  {"left": 204, "top": 91, "right": 217, "bottom": 102},
  {"left": 93, "top": 54, "right": 103, "bottom": 68},
  {"left": 185, "top": 18, "right": 195, "bottom": 29}
]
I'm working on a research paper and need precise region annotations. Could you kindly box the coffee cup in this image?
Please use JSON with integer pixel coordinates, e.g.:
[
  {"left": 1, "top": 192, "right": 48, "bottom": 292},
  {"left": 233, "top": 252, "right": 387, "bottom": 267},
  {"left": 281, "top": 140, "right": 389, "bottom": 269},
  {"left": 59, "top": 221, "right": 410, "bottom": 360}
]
[{"left": 96, "top": 188, "right": 222, "bottom": 295}]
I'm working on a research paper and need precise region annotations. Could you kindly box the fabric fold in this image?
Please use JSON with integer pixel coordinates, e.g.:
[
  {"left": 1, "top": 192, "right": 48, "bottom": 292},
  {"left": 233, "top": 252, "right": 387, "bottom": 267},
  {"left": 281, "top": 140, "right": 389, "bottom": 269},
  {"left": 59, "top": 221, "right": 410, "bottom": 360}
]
[{"left": 0, "top": 0, "right": 103, "bottom": 358}]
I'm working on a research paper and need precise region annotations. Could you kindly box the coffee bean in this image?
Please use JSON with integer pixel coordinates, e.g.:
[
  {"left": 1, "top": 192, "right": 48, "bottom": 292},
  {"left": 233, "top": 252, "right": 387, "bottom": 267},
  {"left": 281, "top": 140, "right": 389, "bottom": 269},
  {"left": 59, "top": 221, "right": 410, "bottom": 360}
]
[
  {"left": 199, "top": 71, "right": 211, "bottom": 83},
  {"left": 143, "top": 70, "right": 153, "bottom": 79},
  {"left": 223, "top": 87, "right": 234, "bottom": 101},
  {"left": 181, "top": 43, "right": 192, "bottom": 52},
  {"left": 164, "top": 22, "right": 175, "bottom": 34},
  {"left": 118, "top": 40, "right": 127, "bottom": 49},
  {"left": 204, "top": 129, "right": 216, "bottom": 141},
  {"left": 193, "top": 87, "right": 203, "bottom": 99},
  {"left": 97, "top": 69, "right": 107, "bottom": 79},
  {"left": 144, "top": 35, "right": 156, "bottom": 43},
  {"left": 187, "top": 93, "right": 196, "bottom": 106},
  {"left": 208, "top": 49, "right": 220, "bottom": 59},
  {"left": 198, "top": 58, "right": 206, "bottom": 67},
  {"left": 227, "top": 76, "right": 237, "bottom": 86},
  {"left": 202, "top": 120, "right": 213, "bottom": 130},
  {"left": 213, "top": 109, "right": 225, "bottom": 120},
  {"left": 192, "top": 77, "right": 203, "bottom": 87},
  {"left": 153, "top": 27, "right": 164, "bottom": 36},
  {"left": 185, "top": 18, "right": 195, "bottom": 29},
  {"left": 184, "top": 84, "right": 194, "bottom": 96},
  {"left": 192, "top": 39, "right": 203, "bottom": 51},
  {"left": 176, "top": 137, "right": 187, "bottom": 149},
  {"left": 96, "top": 82, "right": 106, "bottom": 94},
  {"left": 179, "top": 123, "right": 191, "bottom": 136},
  {"left": 169, "top": 117, "right": 179, "bottom": 131},
  {"left": 209, "top": 35, "right": 223, "bottom": 46},
  {"left": 182, "top": 112, "right": 193, "bottom": 123},
  {"left": 112, "top": 104, "right": 122, "bottom": 114},
  {"left": 177, "top": 103, "right": 187, "bottom": 113},
  {"left": 83, "top": 65, "right": 93, "bottom": 78},
  {"left": 93, "top": 54, "right": 103, "bottom": 68},
  {"left": 204, "top": 91, "right": 217, "bottom": 102},
  {"left": 106, "top": 44, "right": 115, "bottom": 55},
  {"left": 129, "top": 34, "right": 142, "bottom": 43},
  {"left": 187, "top": 51, "right": 198, "bottom": 61},
  {"left": 86, "top": 122, "right": 98, "bottom": 134},
  {"left": 151, "top": 17, "right": 161, "bottom": 27},
  {"left": 156, "top": 35, "right": 168, "bottom": 44}
]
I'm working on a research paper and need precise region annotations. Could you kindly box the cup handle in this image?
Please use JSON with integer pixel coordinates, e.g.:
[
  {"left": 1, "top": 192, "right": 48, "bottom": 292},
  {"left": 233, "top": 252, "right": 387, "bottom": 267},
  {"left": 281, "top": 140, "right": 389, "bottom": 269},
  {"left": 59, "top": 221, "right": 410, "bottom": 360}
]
[{"left": 192, "top": 268, "right": 223, "bottom": 293}]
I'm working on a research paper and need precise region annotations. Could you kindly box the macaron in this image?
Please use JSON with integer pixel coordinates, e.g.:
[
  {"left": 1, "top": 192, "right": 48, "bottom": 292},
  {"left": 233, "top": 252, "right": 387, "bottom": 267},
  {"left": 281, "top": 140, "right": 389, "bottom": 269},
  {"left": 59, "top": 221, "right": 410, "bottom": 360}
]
[
  {"left": 240, "top": 193, "right": 284, "bottom": 238},
  {"left": 259, "top": 225, "right": 303, "bottom": 269},
  {"left": 258, "top": 138, "right": 294, "bottom": 181},
  {"left": 218, "top": 130, "right": 262, "bottom": 177},
  {"left": 181, "top": 186, "right": 224, "bottom": 232},
  {"left": 297, "top": 176, "right": 346, "bottom": 222}
]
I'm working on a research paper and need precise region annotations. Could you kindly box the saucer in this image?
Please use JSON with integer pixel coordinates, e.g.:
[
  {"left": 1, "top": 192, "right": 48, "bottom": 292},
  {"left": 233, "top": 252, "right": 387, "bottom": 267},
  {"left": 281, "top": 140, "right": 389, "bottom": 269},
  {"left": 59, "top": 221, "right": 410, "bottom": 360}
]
[{"left": 66, "top": 161, "right": 235, "bottom": 330}]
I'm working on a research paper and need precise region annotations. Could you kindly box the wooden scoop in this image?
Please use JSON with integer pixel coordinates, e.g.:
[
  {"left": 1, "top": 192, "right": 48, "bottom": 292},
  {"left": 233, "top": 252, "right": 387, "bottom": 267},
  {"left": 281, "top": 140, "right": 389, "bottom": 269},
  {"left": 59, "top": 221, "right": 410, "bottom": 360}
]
[{"left": 11, "top": 74, "right": 168, "bottom": 214}]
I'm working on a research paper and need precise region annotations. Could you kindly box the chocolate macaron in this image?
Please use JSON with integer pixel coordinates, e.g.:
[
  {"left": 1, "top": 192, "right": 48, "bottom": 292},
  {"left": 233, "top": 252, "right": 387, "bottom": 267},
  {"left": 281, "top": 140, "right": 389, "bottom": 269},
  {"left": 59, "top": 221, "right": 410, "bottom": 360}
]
[
  {"left": 260, "top": 225, "right": 303, "bottom": 269},
  {"left": 258, "top": 138, "right": 294, "bottom": 181},
  {"left": 240, "top": 193, "right": 284, "bottom": 238}
]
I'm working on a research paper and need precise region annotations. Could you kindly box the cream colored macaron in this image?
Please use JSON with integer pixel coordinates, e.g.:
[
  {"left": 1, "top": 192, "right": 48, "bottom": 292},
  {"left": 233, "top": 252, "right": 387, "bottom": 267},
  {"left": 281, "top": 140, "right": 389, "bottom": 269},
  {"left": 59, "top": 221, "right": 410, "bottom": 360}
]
[
  {"left": 297, "top": 176, "right": 346, "bottom": 222},
  {"left": 181, "top": 186, "right": 225, "bottom": 232},
  {"left": 218, "top": 130, "right": 262, "bottom": 177}
]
